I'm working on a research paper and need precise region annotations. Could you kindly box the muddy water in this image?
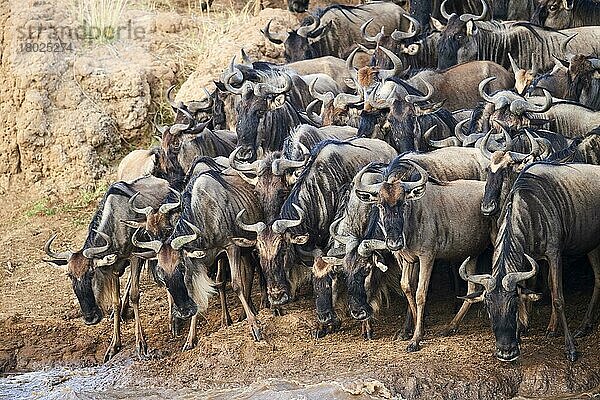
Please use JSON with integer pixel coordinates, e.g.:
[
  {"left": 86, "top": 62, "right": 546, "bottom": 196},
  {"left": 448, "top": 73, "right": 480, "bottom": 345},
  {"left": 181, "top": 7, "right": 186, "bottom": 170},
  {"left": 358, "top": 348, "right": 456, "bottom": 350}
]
[{"left": 0, "top": 365, "right": 399, "bottom": 400}]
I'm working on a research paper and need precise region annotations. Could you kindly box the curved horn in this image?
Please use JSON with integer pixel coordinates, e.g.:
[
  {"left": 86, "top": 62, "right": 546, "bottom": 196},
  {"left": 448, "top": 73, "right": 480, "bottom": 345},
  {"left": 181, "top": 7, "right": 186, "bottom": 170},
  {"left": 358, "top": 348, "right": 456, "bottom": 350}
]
[
  {"left": 240, "top": 48, "right": 252, "bottom": 65},
  {"left": 530, "top": 54, "right": 538, "bottom": 75},
  {"left": 508, "top": 53, "right": 520, "bottom": 76},
  {"left": 229, "top": 147, "right": 263, "bottom": 175},
  {"left": 360, "top": 18, "right": 384, "bottom": 43},
  {"left": 261, "top": 19, "right": 286, "bottom": 44},
  {"left": 357, "top": 238, "right": 387, "bottom": 257},
  {"left": 455, "top": 118, "right": 469, "bottom": 142},
  {"left": 459, "top": 0, "right": 488, "bottom": 21},
  {"left": 44, "top": 234, "right": 73, "bottom": 261},
  {"left": 378, "top": 46, "right": 409, "bottom": 81},
  {"left": 399, "top": 161, "right": 428, "bottom": 192},
  {"left": 309, "top": 77, "right": 335, "bottom": 105},
  {"left": 459, "top": 256, "right": 496, "bottom": 292},
  {"left": 166, "top": 85, "right": 182, "bottom": 111},
  {"left": 390, "top": 13, "right": 421, "bottom": 41},
  {"left": 346, "top": 46, "right": 360, "bottom": 79},
  {"left": 589, "top": 58, "right": 600, "bottom": 69},
  {"left": 502, "top": 254, "right": 538, "bottom": 291},
  {"left": 132, "top": 228, "right": 162, "bottom": 253},
  {"left": 158, "top": 188, "right": 182, "bottom": 214},
  {"left": 82, "top": 230, "right": 111, "bottom": 258},
  {"left": 186, "top": 88, "right": 213, "bottom": 113},
  {"left": 236, "top": 209, "right": 266, "bottom": 234},
  {"left": 169, "top": 108, "right": 195, "bottom": 134},
  {"left": 171, "top": 219, "right": 202, "bottom": 250},
  {"left": 560, "top": 33, "right": 577, "bottom": 62},
  {"left": 271, "top": 203, "right": 304, "bottom": 234},
  {"left": 129, "top": 192, "right": 154, "bottom": 216},
  {"left": 333, "top": 93, "right": 363, "bottom": 109},
  {"left": 297, "top": 15, "right": 321, "bottom": 38},
  {"left": 354, "top": 163, "right": 384, "bottom": 199},
  {"left": 479, "top": 76, "right": 497, "bottom": 103},
  {"left": 524, "top": 129, "right": 541, "bottom": 157},
  {"left": 405, "top": 78, "right": 434, "bottom": 103},
  {"left": 440, "top": 0, "right": 456, "bottom": 20},
  {"left": 526, "top": 89, "right": 553, "bottom": 113},
  {"left": 306, "top": 99, "right": 323, "bottom": 124},
  {"left": 271, "top": 155, "right": 309, "bottom": 175},
  {"left": 329, "top": 217, "right": 354, "bottom": 246},
  {"left": 254, "top": 73, "right": 292, "bottom": 97},
  {"left": 479, "top": 129, "right": 494, "bottom": 160}
]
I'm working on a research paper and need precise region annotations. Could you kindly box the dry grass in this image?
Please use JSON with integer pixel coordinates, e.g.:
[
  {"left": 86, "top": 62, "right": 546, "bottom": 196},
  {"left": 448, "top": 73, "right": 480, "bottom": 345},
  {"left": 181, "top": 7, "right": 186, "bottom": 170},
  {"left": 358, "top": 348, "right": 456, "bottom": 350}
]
[{"left": 74, "top": 0, "right": 131, "bottom": 43}]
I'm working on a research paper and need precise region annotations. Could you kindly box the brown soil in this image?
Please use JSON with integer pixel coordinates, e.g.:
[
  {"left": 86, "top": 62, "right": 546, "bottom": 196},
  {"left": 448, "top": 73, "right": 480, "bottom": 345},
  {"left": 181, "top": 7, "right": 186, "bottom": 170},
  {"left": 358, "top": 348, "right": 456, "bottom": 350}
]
[{"left": 0, "top": 179, "right": 599, "bottom": 400}]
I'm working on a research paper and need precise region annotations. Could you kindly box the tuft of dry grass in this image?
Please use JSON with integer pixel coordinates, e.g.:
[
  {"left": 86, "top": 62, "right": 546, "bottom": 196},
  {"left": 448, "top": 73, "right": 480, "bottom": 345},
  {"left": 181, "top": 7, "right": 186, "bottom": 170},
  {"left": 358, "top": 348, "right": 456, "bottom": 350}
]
[{"left": 74, "top": 0, "right": 130, "bottom": 43}]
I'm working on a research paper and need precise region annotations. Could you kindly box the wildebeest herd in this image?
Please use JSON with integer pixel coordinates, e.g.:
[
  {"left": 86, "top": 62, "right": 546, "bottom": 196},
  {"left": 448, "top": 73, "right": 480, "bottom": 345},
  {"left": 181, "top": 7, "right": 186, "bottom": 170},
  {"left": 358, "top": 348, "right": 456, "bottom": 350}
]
[{"left": 44, "top": 0, "right": 600, "bottom": 365}]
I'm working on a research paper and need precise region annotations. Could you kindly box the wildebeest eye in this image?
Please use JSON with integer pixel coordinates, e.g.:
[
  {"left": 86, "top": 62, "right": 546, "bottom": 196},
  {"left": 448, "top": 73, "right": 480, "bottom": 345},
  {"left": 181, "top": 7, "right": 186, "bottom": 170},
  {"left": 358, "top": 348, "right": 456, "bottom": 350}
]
[{"left": 549, "top": 4, "right": 558, "bottom": 11}]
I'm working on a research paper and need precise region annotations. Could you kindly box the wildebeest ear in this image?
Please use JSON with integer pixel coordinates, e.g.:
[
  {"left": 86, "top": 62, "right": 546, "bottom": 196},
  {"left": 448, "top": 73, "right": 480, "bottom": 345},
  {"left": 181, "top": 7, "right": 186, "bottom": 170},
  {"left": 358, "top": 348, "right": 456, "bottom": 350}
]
[
  {"left": 231, "top": 237, "right": 257, "bottom": 247},
  {"left": 121, "top": 219, "right": 147, "bottom": 229},
  {"left": 465, "top": 20, "right": 478, "bottom": 37},
  {"left": 184, "top": 250, "right": 206, "bottom": 259},
  {"left": 517, "top": 285, "right": 542, "bottom": 302},
  {"left": 401, "top": 43, "right": 420, "bottom": 56},
  {"left": 458, "top": 290, "right": 485, "bottom": 303},
  {"left": 430, "top": 16, "right": 445, "bottom": 32},
  {"left": 214, "top": 81, "right": 227, "bottom": 93},
  {"left": 355, "top": 189, "right": 379, "bottom": 204},
  {"left": 268, "top": 94, "right": 286, "bottom": 110},
  {"left": 593, "top": 71, "right": 600, "bottom": 79},
  {"left": 289, "top": 234, "right": 309, "bottom": 245},
  {"left": 321, "top": 256, "right": 344, "bottom": 266},
  {"left": 133, "top": 251, "right": 157, "bottom": 260},
  {"left": 344, "top": 78, "right": 357, "bottom": 90},
  {"left": 95, "top": 254, "right": 117, "bottom": 268},
  {"left": 405, "top": 184, "right": 426, "bottom": 201}
]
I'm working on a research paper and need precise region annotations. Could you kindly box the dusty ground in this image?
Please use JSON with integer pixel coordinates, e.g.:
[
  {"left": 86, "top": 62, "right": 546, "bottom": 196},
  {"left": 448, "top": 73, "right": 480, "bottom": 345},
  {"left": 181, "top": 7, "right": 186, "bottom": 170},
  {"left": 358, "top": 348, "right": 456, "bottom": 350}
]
[{"left": 0, "top": 178, "right": 599, "bottom": 399}]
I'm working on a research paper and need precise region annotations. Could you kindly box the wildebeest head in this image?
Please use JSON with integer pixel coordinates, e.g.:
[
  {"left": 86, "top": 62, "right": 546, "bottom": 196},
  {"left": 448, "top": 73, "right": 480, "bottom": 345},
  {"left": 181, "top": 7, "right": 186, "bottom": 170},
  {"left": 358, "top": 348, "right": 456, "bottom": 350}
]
[
  {"left": 123, "top": 189, "right": 181, "bottom": 241},
  {"left": 437, "top": 0, "right": 488, "bottom": 70},
  {"left": 566, "top": 55, "right": 600, "bottom": 101},
  {"left": 132, "top": 220, "right": 203, "bottom": 319},
  {"left": 262, "top": 16, "right": 333, "bottom": 62},
  {"left": 44, "top": 231, "right": 118, "bottom": 325},
  {"left": 306, "top": 78, "right": 362, "bottom": 127},
  {"left": 527, "top": 58, "right": 569, "bottom": 98},
  {"left": 223, "top": 67, "right": 303, "bottom": 162},
  {"left": 530, "top": 0, "right": 574, "bottom": 30},
  {"left": 354, "top": 159, "right": 428, "bottom": 251},
  {"left": 479, "top": 77, "right": 553, "bottom": 132},
  {"left": 479, "top": 129, "right": 547, "bottom": 216},
  {"left": 235, "top": 205, "right": 308, "bottom": 305},
  {"left": 460, "top": 253, "right": 540, "bottom": 361},
  {"left": 288, "top": 0, "right": 309, "bottom": 13}
]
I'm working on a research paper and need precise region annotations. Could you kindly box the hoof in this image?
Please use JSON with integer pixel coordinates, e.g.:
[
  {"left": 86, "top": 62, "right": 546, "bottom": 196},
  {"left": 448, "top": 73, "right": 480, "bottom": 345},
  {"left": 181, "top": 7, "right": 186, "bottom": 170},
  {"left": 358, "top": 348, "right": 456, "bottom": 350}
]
[
  {"left": 171, "top": 316, "right": 186, "bottom": 337},
  {"left": 136, "top": 341, "right": 148, "bottom": 359},
  {"left": 104, "top": 344, "right": 121, "bottom": 363},
  {"left": 441, "top": 326, "right": 458, "bottom": 337},
  {"left": 546, "top": 330, "right": 557, "bottom": 338},
  {"left": 251, "top": 325, "right": 263, "bottom": 341},
  {"left": 120, "top": 306, "right": 134, "bottom": 322},
  {"left": 182, "top": 340, "right": 196, "bottom": 352},
  {"left": 566, "top": 350, "right": 578, "bottom": 362},
  {"left": 363, "top": 329, "right": 374, "bottom": 340},
  {"left": 314, "top": 327, "right": 328, "bottom": 339},
  {"left": 221, "top": 315, "right": 233, "bottom": 328},
  {"left": 394, "top": 329, "right": 413, "bottom": 341},
  {"left": 406, "top": 341, "right": 421, "bottom": 353},
  {"left": 573, "top": 325, "right": 592, "bottom": 339}
]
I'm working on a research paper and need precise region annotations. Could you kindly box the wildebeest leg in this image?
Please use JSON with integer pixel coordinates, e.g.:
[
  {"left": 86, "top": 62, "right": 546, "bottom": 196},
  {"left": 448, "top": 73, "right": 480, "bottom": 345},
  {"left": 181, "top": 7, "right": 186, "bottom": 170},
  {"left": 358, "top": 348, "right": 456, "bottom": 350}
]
[
  {"left": 398, "top": 257, "right": 418, "bottom": 331},
  {"left": 182, "top": 314, "right": 198, "bottom": 351},
  {"left": 442, "top": 257, "right": 478, "bottom": 336},
  {"left": 546, "top": 269, "right": 558, "bottom": 337},
  {"left": 407, "top": 257, "right": 434, "bottom": 352},
  {"left": 216, "top": 258, "right": 233, "bottom": 328},
  {"left": 167, "top": 291, "right": 185, "bottom": 337},
  {"left": 574, "top": 247, "right": 600, "bottom": 338},
  {"left": 129, "top": 257, "right": 148, "bottom": 358},
  {"left": 227, "top": 245, "right": 262, "bottom": 341},
  {"left": 362, "top": 319, "right": 374, "bottom": 340},
  {"left": 104, "top": 275, "right": 122, "bottom": 362},
  {"left": 548, "top": 255, "right": 577, "bottom": 361},
  {"left": 120, "top": 268, "right": 132, "bottom": 321}
]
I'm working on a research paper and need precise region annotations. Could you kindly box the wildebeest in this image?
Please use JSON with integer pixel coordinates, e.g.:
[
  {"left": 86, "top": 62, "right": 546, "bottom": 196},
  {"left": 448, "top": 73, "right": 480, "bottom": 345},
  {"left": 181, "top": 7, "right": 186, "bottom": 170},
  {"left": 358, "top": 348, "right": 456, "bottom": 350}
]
[
  {"left": 239, "top": 138, "right": 397, "bottom": 335},
  {"left": 44, "top": 176, "right": 170, "bottom": 361},
  {"left": 133, "top": 168, "right": 264, "bottom": 346},
  {"left": 262, "top": 2, "right": 408, "bottom": 62},
  {"left": 436, "top": 5, "right": 600, "bottom": 71},
  {"left": 528, "top": 55, "right": 600, "bottom": 111},
  {"left": 354, "top": 159, "right": 491, "bottom": 351},
  {"left": 531, "top": 0, "right": 600, "bottom": 29},
  {"left": 222, "top": 65, "right": 315, "bottom": 162},
  {"left": 461, "top": 162, "right": 600, "bottom": 361}
]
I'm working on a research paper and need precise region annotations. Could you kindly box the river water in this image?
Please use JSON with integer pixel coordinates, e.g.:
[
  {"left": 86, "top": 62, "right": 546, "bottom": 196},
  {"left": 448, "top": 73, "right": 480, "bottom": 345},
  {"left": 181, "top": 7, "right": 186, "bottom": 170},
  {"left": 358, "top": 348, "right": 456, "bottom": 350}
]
[{"left": 0, "top": 365, "right": 399, "bottom": 400}]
